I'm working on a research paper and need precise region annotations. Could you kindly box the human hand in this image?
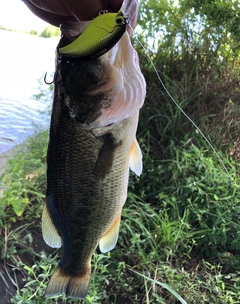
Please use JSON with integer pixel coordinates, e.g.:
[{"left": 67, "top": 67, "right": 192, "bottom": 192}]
[{"left": 22, "top": 0, "right": 124, "bottom": 27}]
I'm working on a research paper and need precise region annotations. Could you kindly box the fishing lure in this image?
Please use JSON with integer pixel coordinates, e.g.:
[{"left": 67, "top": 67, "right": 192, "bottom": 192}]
[{"left": 59, "top": 11, "right": 128, "bottom": 59}]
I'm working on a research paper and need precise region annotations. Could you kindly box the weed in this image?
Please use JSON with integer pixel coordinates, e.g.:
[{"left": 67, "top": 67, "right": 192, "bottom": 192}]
[{"left": 0, "top": 130, "right": 48, "bottom": 218}]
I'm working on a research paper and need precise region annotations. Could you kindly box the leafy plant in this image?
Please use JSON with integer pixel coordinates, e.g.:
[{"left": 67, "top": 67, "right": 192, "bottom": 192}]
[{"left": 0, "top": 130, "right": 48, "bottom": 218}]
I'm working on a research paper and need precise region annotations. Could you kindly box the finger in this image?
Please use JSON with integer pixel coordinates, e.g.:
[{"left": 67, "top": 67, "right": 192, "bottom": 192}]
[
  {"left": 22, "top": 0, "right": 77, "bottom": 26},
  {"left": 107, "top": 0, "right": 123, "bottom": 11},
  {"left": 62, "top": 0, "right": 123, "bottom": 21},
  {"left": 62, "top": 0, "right": 105, "bottom": 21},
  {"left": 27, "top": 0, "right": 69, "bottom": 15}
]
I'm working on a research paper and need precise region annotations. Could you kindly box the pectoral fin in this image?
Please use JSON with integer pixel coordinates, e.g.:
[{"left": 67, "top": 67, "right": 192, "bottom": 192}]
[
  {"left": 42, "top": 203, "right": 62, "bottom": 248},
  {"left": 99, "top": 212, "right": 121, "bottom": 253},
  {"left": 94, "top": 135, "right": 120, "bottom": 180},
  {"left": 129, "top": 138, "right": 142, "bottom": 176}
]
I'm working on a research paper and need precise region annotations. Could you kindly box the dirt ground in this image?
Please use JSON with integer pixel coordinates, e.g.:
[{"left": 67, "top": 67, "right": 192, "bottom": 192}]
[
  {"left": 0, "top": 222, "right": 133, "bottom": 304},
  {"left": 0, "top": 221, "right": 55, "bottom": 303}
]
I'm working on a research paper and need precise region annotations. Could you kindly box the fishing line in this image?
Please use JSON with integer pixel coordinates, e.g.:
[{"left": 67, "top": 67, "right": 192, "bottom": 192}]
[{"left": 129, "top": 24, "right": 233, "bottom": 181}]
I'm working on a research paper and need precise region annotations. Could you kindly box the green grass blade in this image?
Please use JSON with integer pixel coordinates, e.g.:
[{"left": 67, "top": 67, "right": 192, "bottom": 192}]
[{"left": 131, "top": 269, "right": 188, "bottom": 304}]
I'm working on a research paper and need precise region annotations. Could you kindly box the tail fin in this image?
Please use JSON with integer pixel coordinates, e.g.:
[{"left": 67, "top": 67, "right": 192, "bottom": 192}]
[{"left": 45, "top": 264, "right": 91, "bottom": 300}]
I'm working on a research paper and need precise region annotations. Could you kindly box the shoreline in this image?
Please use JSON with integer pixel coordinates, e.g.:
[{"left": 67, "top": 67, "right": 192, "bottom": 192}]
[{"left": 0, "top": 142, "right": 27, "bottom": 177}]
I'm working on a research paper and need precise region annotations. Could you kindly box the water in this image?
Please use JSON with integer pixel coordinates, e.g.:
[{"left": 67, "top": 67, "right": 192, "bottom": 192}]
[{"left": 0, "top": 30, "right": 57, "bottom": 153}]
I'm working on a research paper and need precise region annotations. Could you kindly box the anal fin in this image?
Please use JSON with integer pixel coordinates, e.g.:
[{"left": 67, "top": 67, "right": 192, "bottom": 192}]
[
  {"left": 42, "top": 203, "right": 62, "bottom": 248},
  {"left": 99, "top": 211, "right": 121, "bottom": 253}
]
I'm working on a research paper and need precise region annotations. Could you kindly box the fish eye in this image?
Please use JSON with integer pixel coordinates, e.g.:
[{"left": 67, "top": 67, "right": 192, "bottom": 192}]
[{"left": 115, "top": 16, "right": 125, "bottom": 25}]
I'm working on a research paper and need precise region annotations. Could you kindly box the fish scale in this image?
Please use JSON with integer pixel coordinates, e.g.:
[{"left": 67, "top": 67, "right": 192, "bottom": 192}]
[{"left": 47, "top": 102, "right": 134, "bottom": 266}]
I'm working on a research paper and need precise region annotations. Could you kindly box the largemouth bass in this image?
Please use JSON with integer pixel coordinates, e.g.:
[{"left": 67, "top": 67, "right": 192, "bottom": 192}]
[{"left": 42, "top": 1, "right": 146, "bottom": 300}]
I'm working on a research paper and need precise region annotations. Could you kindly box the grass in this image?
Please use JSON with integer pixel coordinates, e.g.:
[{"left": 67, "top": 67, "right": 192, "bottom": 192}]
[
  {"left": 1, "top": 34, "right": 240, "bottom": 301},
  {"left": 1, "top": 95, "right": 240, "bottom": 303}
]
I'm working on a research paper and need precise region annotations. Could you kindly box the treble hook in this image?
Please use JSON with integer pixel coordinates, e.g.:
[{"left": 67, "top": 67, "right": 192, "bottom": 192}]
[
  {"left": 98, "top": 9, "right": 109, "bottom": 15},
  {"left": 93, "top": 9, "right": 108, "bottom": 18},
  {"left": 44, "top": 72, "right": 55, "bottom": 85}
]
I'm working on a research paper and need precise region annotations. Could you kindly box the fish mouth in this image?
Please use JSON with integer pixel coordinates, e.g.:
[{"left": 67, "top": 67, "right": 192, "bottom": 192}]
[
  {"left": 57, "top": 32, "right": 146, "bottom": 130},
  {"left": 58, "top": 53, "right": 113, "bottom": 126},
  {"left": 56, "top": 4, "right": 146, "bottom": 130}
]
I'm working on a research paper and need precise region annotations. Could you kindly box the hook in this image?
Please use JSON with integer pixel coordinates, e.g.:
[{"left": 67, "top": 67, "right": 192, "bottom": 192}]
[{"left": 44, "top": 72, "right": 55, "bottom": 85}]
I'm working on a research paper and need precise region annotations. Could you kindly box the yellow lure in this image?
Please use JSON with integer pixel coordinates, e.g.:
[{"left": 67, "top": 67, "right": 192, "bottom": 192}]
[{"left": 59, "top": 11, "right": 128, "bottom": 58}]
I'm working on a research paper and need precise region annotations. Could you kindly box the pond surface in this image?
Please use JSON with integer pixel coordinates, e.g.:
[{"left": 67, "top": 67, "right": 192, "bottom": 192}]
[{"left": 0, "top": 30, "right": 57, "bottom": 153}]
